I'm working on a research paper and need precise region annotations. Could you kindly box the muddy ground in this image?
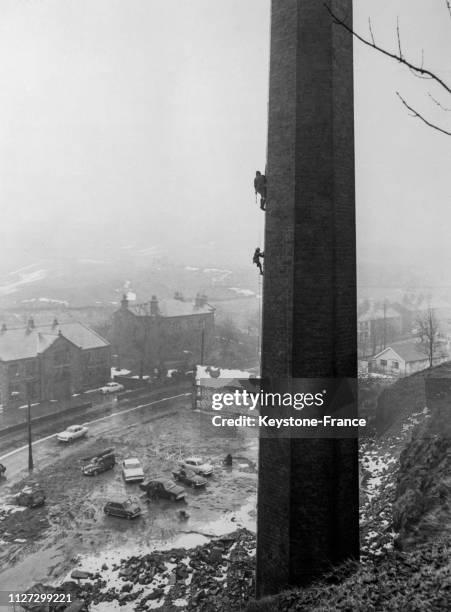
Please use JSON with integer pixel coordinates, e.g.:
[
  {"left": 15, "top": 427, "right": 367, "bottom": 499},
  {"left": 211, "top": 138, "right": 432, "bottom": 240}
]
[{"left": 0, "top": 398, "right": 258, "bottom": 592}]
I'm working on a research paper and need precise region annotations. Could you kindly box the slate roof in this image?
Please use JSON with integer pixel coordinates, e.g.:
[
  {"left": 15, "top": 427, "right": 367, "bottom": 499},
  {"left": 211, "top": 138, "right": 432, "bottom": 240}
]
[
  {"left": 0, "top": 322, "right": 109, "bottom": 362},
  {"left": 374, "top": 340, "right": 429, "bottom": 363}
]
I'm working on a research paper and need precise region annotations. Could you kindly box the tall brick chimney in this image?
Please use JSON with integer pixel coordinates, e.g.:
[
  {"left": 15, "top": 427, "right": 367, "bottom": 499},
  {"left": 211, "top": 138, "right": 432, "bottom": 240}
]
[
  {"left": 194, "top": 293, "right": 208, "bottom": 309},
  {"left": 121, "top": 294, "right": 129, "bottom": 310},
  {"left": 256, "top": 0, "right": 359, "bottom": 596}
]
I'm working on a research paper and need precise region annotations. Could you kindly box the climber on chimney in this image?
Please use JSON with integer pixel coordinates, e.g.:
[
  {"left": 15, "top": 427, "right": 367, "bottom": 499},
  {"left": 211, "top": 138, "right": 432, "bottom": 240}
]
[
  {"left": 253, "top": 247, "right": 264, "bottom": 275},
  {"left": 254, "top": 170, "right": 267, "bottom": 211}
]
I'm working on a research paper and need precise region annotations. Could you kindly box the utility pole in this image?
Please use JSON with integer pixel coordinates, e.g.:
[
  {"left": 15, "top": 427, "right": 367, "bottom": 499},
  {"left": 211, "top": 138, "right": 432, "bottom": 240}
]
[
  {"left": 27, "top": 397, "right": 33, "bottom": 472},
  {"left": 200, "top": 326, "right": 205, "bottom": 366},
  {"left": 383, "top": 300, "right": 387, "bottom": 350}
]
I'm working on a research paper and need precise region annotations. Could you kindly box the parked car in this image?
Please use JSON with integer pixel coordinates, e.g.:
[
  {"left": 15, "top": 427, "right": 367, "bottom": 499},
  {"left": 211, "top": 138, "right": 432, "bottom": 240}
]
[
  {"left": 103, "top": 497, "right": 141, "bottom": 519},
  {"left": 122, "top": 458, "right": 144, "bottom": 483},
  {"left": 172, "top": 467, "right": 207, "bottom": 488},
  {"left": 15, "top": 485, "right": 46, "bottom": 508},
  {"left": 56, "top": 424, "right": 88, "bottom": 443},
  {"left": 82, "top": 448, "right": 115, "bottom": 476},
  {"left": 139, "top": 478, "right": 186, "bottom": 501},
  {"left": 100, "top": 382, "right": 125, "bottom": 394},
  {"left": 178, "top": 456, "right": 213, "bottom": 477}
]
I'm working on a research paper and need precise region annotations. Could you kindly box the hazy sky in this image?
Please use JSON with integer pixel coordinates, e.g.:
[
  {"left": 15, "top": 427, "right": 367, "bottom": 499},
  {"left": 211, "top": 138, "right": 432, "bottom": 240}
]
[{"left": 0, "top": 0, "right": 450, "bottom": 274}]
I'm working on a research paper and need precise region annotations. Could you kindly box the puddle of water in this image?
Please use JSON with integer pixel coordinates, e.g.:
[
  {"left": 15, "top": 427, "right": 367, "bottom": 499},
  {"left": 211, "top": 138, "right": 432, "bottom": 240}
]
[
  {"left": 0, "top": 544, "right": 66, "bottom": 591},
  {"left": 197, "top": 498, "right": 256, "bottom": 535},
  {"left": 63, "top": 495, "right": 256, "bottom": 582}
]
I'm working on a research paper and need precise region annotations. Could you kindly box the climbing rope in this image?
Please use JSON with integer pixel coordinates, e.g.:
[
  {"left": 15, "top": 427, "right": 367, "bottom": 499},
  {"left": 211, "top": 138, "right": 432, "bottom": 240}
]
[{"left": 255, "top": 190, "right": 265, "bottom": 374}]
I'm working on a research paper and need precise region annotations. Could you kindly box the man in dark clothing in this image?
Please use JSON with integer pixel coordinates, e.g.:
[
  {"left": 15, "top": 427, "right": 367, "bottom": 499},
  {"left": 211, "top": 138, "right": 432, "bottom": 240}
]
[
  {"left": 224, "top": 454, "right": 233, "bottom": 467},
  {"left": 253, "top": 247, "right": 264, "bottom": 275},
  {"left": 254, "top": 171, "right": 267, "bottom": 210}
]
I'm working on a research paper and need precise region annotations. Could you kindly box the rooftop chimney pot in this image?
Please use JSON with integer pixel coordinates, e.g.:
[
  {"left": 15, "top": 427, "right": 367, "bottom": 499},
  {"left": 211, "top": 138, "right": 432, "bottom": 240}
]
[{"left": 150, "top": 295, "right": 159, "bottom": 316}]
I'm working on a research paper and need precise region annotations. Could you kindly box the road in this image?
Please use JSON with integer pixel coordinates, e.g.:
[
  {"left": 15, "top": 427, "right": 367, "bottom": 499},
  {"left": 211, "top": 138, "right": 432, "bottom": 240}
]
[{"left": 0, "top": 392, "right": 258, "bottom": 593}]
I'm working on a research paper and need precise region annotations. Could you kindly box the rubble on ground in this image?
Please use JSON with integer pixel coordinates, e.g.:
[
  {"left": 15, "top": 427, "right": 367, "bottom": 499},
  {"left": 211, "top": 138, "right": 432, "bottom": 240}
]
[{"left": 35, "top": 528, "right": 256, "bottom": 611}]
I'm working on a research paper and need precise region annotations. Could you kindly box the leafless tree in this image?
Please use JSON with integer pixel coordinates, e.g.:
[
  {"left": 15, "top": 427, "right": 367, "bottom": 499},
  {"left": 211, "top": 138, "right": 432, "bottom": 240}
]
[
  {"left": 324, "top": 2, "right": 451, "bottom": 136},
  {"left": 416, "top": 308, "right": 440, "bottom": 367}
]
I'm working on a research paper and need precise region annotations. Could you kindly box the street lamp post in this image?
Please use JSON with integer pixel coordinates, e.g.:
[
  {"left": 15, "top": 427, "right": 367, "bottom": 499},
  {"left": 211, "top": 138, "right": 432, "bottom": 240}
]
[{"left": 27, "top": 396, "right": 33, "bottom": 472}]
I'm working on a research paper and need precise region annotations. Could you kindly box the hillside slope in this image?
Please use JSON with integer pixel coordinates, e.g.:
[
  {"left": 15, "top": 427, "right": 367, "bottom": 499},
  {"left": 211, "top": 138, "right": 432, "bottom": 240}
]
[{"left": 247, "top": 369, "right": 451, "bottom": 611}]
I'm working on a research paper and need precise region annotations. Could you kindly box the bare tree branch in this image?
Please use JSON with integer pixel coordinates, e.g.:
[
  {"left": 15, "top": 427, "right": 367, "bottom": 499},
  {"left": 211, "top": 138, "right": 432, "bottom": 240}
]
[
  {"left": 427, "top": 92, "right": 451, "bottom": 112},
  {"left": 446, "top": 1, "right": 451, "bottom": 19},
  {"left": 397, "top": 92, "right": 451, "bottom": 135},
  {"left": 324, "top": 3, "right": 451, "bottom": 95},
  {"left": 368, "top": 17, "right": 376, "bottom": 46},
  {"left": 416, "top": 308, "right": 441, "bottom": 368},
  {"left": 396, "top": 17, "right": 403, "bottom": 60}
]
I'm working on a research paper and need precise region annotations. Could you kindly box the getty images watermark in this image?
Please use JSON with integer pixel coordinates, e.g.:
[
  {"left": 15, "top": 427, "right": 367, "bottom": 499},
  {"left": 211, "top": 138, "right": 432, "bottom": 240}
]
[{"left": 198, "top": 378, "right": 366, "bottom": 438}]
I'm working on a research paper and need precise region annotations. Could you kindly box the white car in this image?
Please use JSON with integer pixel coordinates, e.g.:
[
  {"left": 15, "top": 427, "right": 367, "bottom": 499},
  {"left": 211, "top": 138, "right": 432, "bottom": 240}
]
[
  {"left": 57, "top": 424, "right": 88, "bottom": 443},
  {"left": 100, "top": 382, "right": 125, "bottom": 394},
  {"left": 179, "top": 456, "right": 214, "bottom": 477},
  {"left": 122, "top": 458, "right": 144, "bottom": 483}
]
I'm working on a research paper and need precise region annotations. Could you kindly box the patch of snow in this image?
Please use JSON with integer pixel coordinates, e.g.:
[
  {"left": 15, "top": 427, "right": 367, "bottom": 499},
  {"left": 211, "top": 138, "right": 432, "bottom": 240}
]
[
  {"left": 138, "top": 246, "right": 159, "bottom": 255},
  {"left": 173, "top": 599, "right": 188, "bottom": 608},
  {"left": 229, "top": 287, "right": 255, "bottom": 297},
  {"left": 111, "top": 368, "right": 131, "bottom": 377},
  {"left": 196, "top": 365, "right": 251, "bottom": 384},
  {"left": 0, "top": 504, "right": 27, "bottom": 514},
  {"left": 21, "top": 296, "right": 68, "bottom": 306},
  {"left": 91, "top": 602, "right": 122, "bottom": 611},
  {"left": 0, "top": 269, "right": 48, "bottom": 295},
  {"left": 78, "top": 259, "right": 106, "bottom": 264},
  {"left": 8, "top": 263, "right": 41, "bottom": 276}
]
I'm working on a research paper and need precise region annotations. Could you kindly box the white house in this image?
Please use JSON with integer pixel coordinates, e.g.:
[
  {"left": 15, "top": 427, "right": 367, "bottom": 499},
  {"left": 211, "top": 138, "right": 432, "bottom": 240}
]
[{"left": 371, "top": 339, "right": 449, "bottom": 377}]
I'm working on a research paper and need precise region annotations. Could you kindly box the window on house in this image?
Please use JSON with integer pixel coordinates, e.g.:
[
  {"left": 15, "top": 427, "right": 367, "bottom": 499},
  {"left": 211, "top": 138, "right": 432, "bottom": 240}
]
[
  {"left": 8, "top": 363, "right": 19, "bottom": 377},
  {"left": 392, "top": 361, "right": 399, "bottom": 369},
  {"left": 54, "top": 349, "right": 70, "bottom": 365},
  {"left": 25, "top": 360, "right": 36, "bottom": 376},
  {"left": 9, "top": 383, "right": 20, "bottom": 398},
  {"left": 27, "top": 381, "right": 39, "bottom": 399},
  {"left": 54, "top": 367, "right": 70, "bottom": 382},
  {"left": 380, "top": 359, "right": 387, "bottom": 366}
]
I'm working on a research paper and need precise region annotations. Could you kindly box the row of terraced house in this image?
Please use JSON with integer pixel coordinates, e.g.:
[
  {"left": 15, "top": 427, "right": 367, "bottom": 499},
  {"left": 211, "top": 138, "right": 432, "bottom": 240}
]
[{"left": 0, "top": 291, "right": 215, "bottom": 408}]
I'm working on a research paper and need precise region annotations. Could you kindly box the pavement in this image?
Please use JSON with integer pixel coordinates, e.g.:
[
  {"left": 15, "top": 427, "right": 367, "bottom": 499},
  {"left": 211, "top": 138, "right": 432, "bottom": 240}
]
[
  {"left": 0, "top": 393, "right": 98, "bottom": 432},
  {"left": 0, "top": 381, "right": 191, "bottom": 434}
]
